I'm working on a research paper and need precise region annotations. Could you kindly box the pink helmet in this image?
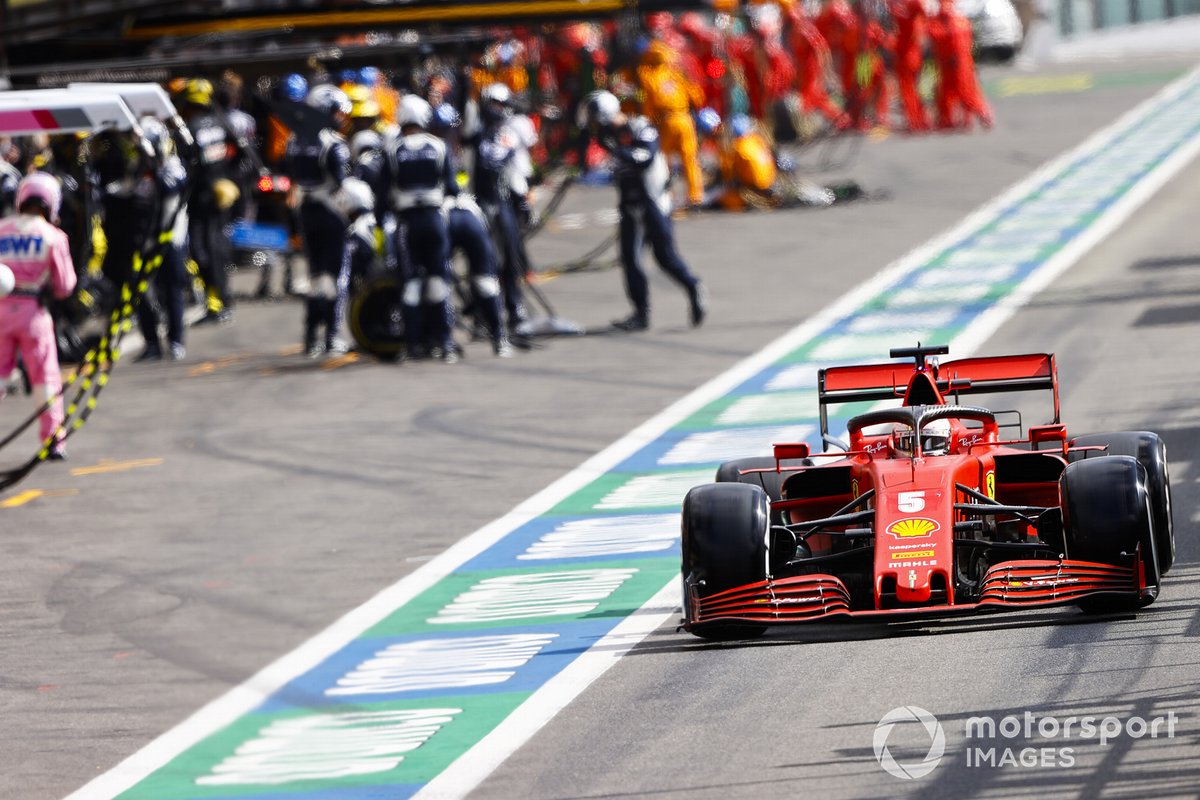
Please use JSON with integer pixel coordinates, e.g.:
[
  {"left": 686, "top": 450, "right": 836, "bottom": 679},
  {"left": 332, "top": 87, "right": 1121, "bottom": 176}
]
[{"left": 16, "top": 172, "right": 62, "bottom": 221}]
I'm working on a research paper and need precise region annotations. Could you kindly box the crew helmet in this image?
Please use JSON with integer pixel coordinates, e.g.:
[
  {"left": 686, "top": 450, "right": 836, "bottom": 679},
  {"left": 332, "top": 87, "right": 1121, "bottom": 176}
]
[
  {"left": 481, "top": 83, "right": 514, "bottom": 123},
  {"left": 335, "top": 177, "right": 375, "bottom": 217},
  {"left": 398, "top": 95, "right": 434, "bottom": 129},
  {"left": 307, "top": 84, "right": 353, "bottom": 118},
  {"left": 350, "top": 129, "right": 384, "bottom": 161},
  {"left": 140, "top": 116, "right": 173, "bottom": 158},
  {"left": 730, "top": 113, "right": 753, "bottom": 139},
  {"left": 16, "top": 172, "right": 63, "bottom": 221},
  {"left": 184, "top": 78, "right": 214, "bottom": 107},
  {"left": 0, "top": 263, "right": 14, "bottom": 298},
  {"left": 696, "top": 107, "right": 721, "bottom": 136},
  {"left": 282, "top": 73, "right": 309, "bottom": 102},
  {"left": 577, "top": 90, "right": 621, "bottom": 129}
]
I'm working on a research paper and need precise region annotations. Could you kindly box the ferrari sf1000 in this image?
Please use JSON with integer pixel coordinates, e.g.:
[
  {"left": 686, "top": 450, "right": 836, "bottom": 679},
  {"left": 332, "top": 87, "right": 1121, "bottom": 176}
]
[{"left": 681, "top": 345, "right": 1175, "bottom": 639}]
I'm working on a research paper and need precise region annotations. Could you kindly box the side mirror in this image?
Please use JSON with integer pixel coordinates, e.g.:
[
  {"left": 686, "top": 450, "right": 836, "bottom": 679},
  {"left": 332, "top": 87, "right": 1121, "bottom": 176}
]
[
  {"left": 1029, "top": 423, "right": 1068, "bottom": 453},
  {"left": 773, "top": 442, "right": 810, "bottom": 471}
]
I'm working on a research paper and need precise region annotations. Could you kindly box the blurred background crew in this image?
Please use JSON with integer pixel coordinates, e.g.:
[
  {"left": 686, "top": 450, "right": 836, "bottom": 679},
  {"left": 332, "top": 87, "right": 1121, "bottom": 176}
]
[
  {"left": 636, "top": 40, "right": 706, "bottom": 208},
  {"left": 134, "top": 118, "right": 190, "bottom": 362},
  {"left": 181, "top": 78, "right": 242, "bottom": 324},
  {"left": 41, "top": 135, "right": 97, "bottom": 281},
  {"left": 93, "top": 126, "right": 149, "bottom": 308},
  {"left": 817, "top": 0, "right": 861, "bottom": 128},
  {"left": 0, "top": 157, "right": 20, "bottom": 217},
  {"left": 710, "top": 113, "right": 780, "bottom": 212},
  {"left": 335, "top": 176, "right": 379, "bottom": 302},
  {"left": 470, "top": 83, "right": 531, "bottom": 331},
  {"left": 384, "top": 95, "right": 460, "bottom": 361},
  {"left": 286, "top": 84, "right": 353, "bottom": 358},
  {"left": 444, "top": 193, "right": 512, "bottom": 357},
  {"left": 891, "top": 0, "right": 931, "bottom": 133},
  {"left": 578, "top": 90, "right": 705, "bottom": 332},
  {"left": 786, "top": 3, "right": 849, "bottom": 129},
  {"left": 0, "top": 173, "right": 77, "bottom": 459},
  {"left": 930, "top": 0, "right": 995, "bottom": 130}
]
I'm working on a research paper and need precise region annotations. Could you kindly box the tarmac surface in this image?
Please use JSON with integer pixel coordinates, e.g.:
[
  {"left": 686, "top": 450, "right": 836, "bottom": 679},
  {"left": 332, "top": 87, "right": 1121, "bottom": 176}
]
[{"left": 1, "top": 56, "right": 1197, "bottom": 798}]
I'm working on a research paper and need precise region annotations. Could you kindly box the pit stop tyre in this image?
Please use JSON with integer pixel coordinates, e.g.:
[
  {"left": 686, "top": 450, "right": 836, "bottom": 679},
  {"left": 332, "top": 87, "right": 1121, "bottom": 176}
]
[
  {"left": 348, "top": 274, "right": 406, "bottom": 361},
  {"left": 1069, "top": 431, "right": 1175, "bottom": 575},
  {"left": 681, "top": 482, "right": 770, "bottom": 640},
  {"left": 1060, "top": 456, "right": 1160, "bottom": 612}
]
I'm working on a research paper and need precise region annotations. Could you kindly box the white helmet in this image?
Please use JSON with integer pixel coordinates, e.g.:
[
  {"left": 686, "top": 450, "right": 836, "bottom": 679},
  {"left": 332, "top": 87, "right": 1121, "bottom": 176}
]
[
  {"left": 398, "top": 95, "right": 434, "bottom": 129},
  {"left": 306, "top": 84, "right": 352, "bottom": 118},
  {"left": 893, "top": 418, "right": 952, "bottom": 457},
  {"left": 139, "top": 116, "right": 174, "bottom": 158},
  {"left": 350, "top": 129, "right": 383, "bottom": 161},
  {"left": 334, "top": 177, "right": 375, "bottom": 217},
  {"left": 577, "top": 90, "right": 621, "bottom": 129},
  {"left": 480, "top": 82, "right": 513, "bottom": 105},
  {"left": 0, "top": 263, "right": 14, "bottom": 299}
]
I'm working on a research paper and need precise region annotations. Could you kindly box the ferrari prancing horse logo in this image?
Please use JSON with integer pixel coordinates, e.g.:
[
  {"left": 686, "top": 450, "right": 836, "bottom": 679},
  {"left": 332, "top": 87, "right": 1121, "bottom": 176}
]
[{"left": 887, "top": 518, "right": 940, "bottom": 538}]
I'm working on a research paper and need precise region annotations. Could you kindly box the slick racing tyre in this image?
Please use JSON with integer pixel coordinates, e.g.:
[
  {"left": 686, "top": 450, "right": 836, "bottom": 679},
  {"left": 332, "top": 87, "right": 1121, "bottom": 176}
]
[
  {"left": 1060, "top": 456, "right": 1160, "bottom": 612},
  {"left": 1069, "top": 432, "right": 1174, "bottom": 575},
  {"left": 681, "top": 482, "right": 769, "bottom": 640},
  {"left": 349, "top": 275, "right": 406, "bottom": 361}
]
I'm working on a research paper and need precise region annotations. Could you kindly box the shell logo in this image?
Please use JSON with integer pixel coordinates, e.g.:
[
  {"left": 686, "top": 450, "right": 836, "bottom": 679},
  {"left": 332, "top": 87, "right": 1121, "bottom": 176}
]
[{"left": 887, "top": 518, "right": 940, "bottom": 538}]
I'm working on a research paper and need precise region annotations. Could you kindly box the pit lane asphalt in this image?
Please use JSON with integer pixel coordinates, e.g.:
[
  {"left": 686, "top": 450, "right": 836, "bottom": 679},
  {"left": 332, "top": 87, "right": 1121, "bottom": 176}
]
[{"left": 0, "top": 59, "right": 1195, "bottom": 799}]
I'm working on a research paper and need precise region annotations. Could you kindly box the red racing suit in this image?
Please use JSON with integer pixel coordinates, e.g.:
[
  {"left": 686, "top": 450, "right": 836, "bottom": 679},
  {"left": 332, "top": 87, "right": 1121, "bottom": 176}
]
[
  {"left": 929, "top": 5, "right": 994, "bottom": 129},
  {"left": 786, "top": 7, "right": 848, "bottom": 127},
  {"left": 0, "top": 213, "right": 77, "bottom": 445},
  {"left": 891, "top": 0, "right": 931, "bottom": 132}
]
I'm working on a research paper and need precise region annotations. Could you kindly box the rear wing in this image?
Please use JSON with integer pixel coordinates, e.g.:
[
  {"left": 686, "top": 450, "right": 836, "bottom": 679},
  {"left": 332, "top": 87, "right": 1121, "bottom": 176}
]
[{"left": 818, "top": 352, "right": 1059, "bottom": 439}]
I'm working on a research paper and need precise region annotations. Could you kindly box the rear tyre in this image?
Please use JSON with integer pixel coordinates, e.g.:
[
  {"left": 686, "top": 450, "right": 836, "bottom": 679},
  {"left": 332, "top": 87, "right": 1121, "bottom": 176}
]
[
  {"left": 682, "top": 482, "right": 770, "bottom": 640},
  {"left": 716, "top": 456, "right": 788, "bottom": 501},
  {"left": 1070, "top": 432, "right": 1174, "bottom": 575},
  {"left": 1060, "top": 456, "right": 1160, "bottom": 612}
]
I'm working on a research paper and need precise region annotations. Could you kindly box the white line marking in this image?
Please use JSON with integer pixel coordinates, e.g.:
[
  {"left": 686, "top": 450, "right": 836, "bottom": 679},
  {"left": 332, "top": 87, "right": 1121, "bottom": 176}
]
[{"left": 67, "top": 66, "right": 1200, "bottom": 800}]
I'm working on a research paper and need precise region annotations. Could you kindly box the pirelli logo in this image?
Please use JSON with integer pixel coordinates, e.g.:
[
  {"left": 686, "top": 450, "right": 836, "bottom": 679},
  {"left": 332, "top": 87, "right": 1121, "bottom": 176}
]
[
  {"left": 887, "top": 518, "right": 940, "bottom": 538},
  {"left": 891, "top": 550, "right": 935, "bottom": 559}
]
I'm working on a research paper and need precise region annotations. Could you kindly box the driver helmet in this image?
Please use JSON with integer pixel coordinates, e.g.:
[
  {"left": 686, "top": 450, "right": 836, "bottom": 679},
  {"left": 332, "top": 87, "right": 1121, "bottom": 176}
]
[{"left": 892, "top": 418, "right": 952, "bottom": 456}]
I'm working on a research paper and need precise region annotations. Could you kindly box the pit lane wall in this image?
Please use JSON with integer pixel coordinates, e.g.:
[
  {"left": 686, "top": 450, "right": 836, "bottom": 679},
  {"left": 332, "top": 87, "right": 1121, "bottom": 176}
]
[{"left": 69, "top": 67, "right": 1200, "bottom": 800}]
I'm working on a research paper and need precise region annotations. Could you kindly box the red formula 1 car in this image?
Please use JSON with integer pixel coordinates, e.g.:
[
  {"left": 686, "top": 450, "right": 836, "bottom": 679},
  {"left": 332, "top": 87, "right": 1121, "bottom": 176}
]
[{"left": 681, "top": 345, "right": 1176, "bottom": 639}]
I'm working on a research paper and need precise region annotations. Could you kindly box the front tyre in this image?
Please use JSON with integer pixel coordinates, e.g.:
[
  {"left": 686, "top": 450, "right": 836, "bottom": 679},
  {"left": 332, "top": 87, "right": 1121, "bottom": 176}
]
[
  {"left": 681, "top": 482, "right": 770, "bottom": 639},
  {"left": 1060, "top": 456, "right": 1160, "bottom": 612}
]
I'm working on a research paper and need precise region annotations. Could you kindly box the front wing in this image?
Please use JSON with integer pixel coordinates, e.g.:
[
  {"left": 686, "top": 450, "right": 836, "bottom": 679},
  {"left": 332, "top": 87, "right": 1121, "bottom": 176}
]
[{"left": 684, "top": 559, "right": 1138, "bottom": 629}]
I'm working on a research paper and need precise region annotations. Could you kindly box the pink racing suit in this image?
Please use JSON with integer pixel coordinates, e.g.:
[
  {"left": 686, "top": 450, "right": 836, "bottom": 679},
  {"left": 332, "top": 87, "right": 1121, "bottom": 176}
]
[{"left": 0, "top": 213, "right": 76, "bottom": 445}]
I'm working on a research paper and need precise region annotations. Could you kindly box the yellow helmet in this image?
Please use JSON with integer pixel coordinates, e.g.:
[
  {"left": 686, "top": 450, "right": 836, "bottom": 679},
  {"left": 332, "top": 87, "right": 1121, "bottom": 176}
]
[
  {"left": 348, "top": 86, "right": 380, "bottom": 120},
  {"left": 345, "top": 85, "right": 372, "bottom": 104},
  {"left": 185, "top": 78, "right": 214, "bottom": 107},
  {"left": 212, "top": 178, "right": 241, "bottom": 210}
]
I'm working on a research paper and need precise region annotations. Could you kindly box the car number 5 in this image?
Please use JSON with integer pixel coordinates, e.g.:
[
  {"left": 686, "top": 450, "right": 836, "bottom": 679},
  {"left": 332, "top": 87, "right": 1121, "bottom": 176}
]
[{"left": 898, "top": 491, "right": 925, "bottom": 512}]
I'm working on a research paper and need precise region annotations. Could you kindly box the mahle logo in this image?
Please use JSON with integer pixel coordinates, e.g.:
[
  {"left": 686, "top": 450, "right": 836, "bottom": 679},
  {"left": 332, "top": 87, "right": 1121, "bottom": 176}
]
[{"left": 874, "top": 706, "right": 946, "bottom": 779}]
